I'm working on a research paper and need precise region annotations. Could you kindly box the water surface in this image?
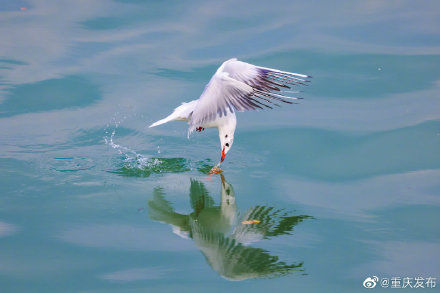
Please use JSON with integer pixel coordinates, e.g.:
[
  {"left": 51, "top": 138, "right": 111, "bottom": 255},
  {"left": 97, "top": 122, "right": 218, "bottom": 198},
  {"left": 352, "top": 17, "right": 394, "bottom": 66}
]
[{"left": 1, "top": 1, "right": 440, "bottom": 292}]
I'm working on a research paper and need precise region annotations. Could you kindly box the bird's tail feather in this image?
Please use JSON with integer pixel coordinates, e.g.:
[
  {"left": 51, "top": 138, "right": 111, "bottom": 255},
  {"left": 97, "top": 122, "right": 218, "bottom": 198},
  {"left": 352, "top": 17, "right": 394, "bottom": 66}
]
[
  {"left": 149, "top": 116, "right": 173, "bottom": 128},
  {"left": 149, "top": 100, "right": 198, "bottom": 128}
]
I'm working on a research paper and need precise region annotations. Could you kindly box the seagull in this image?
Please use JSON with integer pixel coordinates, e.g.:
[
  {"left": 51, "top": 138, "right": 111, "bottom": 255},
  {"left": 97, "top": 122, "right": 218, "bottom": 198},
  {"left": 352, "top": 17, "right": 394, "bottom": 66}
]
[{"left": 149, "top": 58, "right": 311, "bottom": 172}]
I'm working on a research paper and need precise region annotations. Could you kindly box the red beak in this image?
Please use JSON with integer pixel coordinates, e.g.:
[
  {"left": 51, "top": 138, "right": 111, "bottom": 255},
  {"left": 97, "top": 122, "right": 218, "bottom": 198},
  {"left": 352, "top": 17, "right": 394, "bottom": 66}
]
[{"left": 220, "top": 147, "right": 226, "bottom": 163}]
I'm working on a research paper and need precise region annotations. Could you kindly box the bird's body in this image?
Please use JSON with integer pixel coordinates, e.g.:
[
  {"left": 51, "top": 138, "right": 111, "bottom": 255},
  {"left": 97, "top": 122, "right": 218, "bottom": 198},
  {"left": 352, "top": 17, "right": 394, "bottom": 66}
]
[{"left": 150, "top": 58, "right": 310, "bottom": 169}]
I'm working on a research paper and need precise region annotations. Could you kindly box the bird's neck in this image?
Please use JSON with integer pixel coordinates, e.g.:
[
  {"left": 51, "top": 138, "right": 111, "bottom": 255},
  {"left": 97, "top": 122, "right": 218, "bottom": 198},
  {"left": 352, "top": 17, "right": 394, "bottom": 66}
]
[
  {"left": 218, "top": 112, "right": 236, "bottom": 136},
  {"left": 218, "top": 123, "right": 236, "bottom": 140}
]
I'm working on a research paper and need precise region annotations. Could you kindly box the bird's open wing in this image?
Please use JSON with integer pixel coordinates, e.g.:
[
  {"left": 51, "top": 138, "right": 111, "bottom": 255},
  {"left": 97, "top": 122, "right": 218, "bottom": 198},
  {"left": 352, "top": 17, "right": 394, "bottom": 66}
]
[
  {"left": 231, "top": 205, "right": 312, "bottom": 245},
  {"left": 188, "top": 58, "right": 311, "bottom": 134}
]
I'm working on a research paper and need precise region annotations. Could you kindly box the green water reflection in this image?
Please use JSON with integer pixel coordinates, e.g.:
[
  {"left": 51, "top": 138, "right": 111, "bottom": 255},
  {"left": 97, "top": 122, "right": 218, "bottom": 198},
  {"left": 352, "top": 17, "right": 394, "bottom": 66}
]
[
  {"left": 114, "top": 157, "right": 190, "bottom": 177},
  {"left": 148, "top": 174, "right": 312, "bottom": 280}
]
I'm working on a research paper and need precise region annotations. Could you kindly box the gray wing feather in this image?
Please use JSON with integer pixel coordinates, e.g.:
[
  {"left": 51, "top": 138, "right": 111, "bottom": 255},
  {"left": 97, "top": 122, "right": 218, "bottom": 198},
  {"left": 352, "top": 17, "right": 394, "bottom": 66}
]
[{"left": 188, "top": 58, "right": 311, "bottom": 134}]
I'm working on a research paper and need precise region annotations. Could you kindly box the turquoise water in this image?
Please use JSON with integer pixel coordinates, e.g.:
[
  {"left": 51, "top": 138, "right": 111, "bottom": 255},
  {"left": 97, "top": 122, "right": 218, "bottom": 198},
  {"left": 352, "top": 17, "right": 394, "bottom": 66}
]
[{"left": 1, "top": 1, "right": 440, "bottom": 292}]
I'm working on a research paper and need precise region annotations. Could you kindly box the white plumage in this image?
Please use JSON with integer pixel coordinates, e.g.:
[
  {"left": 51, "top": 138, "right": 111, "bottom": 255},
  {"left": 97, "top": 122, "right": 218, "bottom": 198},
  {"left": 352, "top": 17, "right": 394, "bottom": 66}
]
[{"left": 150, "top": 58, "right": 310, "bottom": 170}]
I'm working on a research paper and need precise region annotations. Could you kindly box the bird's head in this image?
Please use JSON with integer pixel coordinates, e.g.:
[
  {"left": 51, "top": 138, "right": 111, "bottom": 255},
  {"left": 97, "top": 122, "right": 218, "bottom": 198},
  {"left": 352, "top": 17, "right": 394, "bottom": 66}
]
[{"left": 219, "top": 132, "right": 234, "bottom": 163}]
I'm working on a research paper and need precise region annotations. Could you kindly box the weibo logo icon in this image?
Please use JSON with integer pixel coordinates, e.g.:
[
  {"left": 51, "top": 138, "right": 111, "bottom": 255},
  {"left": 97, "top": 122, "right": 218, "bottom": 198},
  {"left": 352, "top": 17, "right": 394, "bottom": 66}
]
[{"left": 363, "top": 276, "right": 379, "bottom": 288}]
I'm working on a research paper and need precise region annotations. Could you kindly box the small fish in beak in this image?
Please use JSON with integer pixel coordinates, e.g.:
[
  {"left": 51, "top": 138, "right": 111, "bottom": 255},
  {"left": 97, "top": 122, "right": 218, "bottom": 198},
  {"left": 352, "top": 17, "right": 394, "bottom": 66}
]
[
  {"left": 209, "top": 147, "right": 226, "bottom": 175},
  {"left": 208, "top": 167, "right": 223, "bottom": 175}
]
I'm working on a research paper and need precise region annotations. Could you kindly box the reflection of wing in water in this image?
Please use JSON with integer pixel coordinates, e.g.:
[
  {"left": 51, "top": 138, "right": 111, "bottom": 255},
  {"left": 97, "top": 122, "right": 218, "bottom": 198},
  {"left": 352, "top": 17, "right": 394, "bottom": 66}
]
[
  {"left": 232, "top": 206, "right": 313, "bottom": 245},
  {"left": 148, "top": 187, "right": 190, "bottom": 235},
  {"left": 147, "top": 175, "right": 311, "bottom": 281},
  {"left": 190, "top": 218, "right": 303, "bottom": 281}
]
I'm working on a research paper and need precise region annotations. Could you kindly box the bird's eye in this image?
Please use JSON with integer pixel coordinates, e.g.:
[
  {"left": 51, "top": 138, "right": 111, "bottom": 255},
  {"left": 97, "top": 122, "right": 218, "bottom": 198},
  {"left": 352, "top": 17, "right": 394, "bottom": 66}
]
[
  {"left": 225, "top": 135, "right": 228, "bottom": 138},
  {"left": 225, "top": 143, "right": 229, "bottom": 147}
]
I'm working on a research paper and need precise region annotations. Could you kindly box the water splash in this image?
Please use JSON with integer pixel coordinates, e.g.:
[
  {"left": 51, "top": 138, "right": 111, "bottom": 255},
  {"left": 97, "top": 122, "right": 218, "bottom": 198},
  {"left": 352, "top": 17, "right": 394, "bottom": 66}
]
[
  {"left": 104, "top": 116, "right": 156, "bottom": 172},
  {"left": 104, "top": 116, "right": 193, "bottom": 177},
  {"left": 104, "top": 126, "right": 149, "bottom": 168}
]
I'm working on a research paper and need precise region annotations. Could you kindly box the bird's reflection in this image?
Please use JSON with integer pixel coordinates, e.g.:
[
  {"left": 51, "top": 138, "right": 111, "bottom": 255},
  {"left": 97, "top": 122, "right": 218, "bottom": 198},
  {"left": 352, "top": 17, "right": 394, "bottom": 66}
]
[{"left": 148, "top": 174, "right": 311, "bottom": 281}]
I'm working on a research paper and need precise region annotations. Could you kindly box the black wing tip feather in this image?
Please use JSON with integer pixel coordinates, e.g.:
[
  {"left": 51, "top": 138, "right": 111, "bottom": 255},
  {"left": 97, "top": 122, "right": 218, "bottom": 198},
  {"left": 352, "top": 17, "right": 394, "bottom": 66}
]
[
  {"left": 259, "top": 72, "right": 311, "bottom": 89},
  {"left": 250, "top": 68, "right": 311, "bottom": 109}
]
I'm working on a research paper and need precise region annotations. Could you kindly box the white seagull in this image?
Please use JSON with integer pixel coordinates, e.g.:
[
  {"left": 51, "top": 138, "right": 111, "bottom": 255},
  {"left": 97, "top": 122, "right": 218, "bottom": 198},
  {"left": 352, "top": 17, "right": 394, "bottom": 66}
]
[{"left": 149, "top": 58, "right": 311, "bottom": 173}]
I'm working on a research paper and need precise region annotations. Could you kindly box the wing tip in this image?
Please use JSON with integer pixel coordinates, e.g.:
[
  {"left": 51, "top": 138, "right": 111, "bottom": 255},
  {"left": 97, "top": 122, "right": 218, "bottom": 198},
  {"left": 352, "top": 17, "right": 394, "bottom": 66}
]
[{"left": 258, "top": 66, "right": 312, "bottom": 79}]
